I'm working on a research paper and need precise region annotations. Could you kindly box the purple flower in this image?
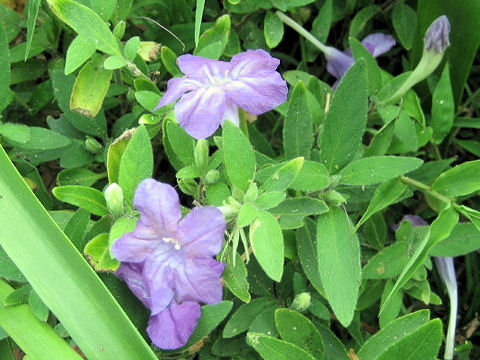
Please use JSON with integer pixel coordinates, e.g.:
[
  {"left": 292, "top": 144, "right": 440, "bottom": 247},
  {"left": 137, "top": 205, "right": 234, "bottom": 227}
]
[
  {"left": 424, "top": 15, "right": 450, "bottom": 53},
  {"left": 392, "top": 214, "right": 429, "bottom": 231},
  {"left": 111, "top": 179, "right": 226, "bottom": 349},
  {"left": 154, "top": 49, "right": 288, "bottom": 139},
  {"left": 324, "top": 33, "right": 396, "bottom": 83}
]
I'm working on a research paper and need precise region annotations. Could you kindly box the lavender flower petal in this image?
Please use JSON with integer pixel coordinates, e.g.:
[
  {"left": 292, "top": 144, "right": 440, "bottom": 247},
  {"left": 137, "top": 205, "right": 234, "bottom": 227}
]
[
  {"left": 174, "top": 257, "right": 225, "bottom": 305},
  {"left": 223, "top": 71, "right": 287, "bottom": 115},
  {"left": 115, "top": 263, "right": 151, "bottom": 308},
  {"left": 134, "top": 179, "right": 182, "bottom": 238},
  {"left": 361, "top": 33, "right": 396, "bottom": 57},
  {"left": 230, "top": 49, "right": 280, "bottom": 76},
  {"left": 175, "top": 87, "right": 227, "bottom": 139},
  {"left": 222, "top": 99, "right": 240, "bottom": 126},
  {"left": 178, "top": 206, "right": 226, "bottom": 257},
  {"left": 425, "top": 15, "right": 451, "bottom": 53},
  {"left": 177, "top": 54, "right": 231, "bottom": 80},
  {"left": 325, "top": 46, "right": 355, "bottom": 80},
  {"left": 155, "top": 77, "right": 201, "bottom": 110},
  {"left": 147, "top": 301, "right": 201, "bottom": 350},
  {"left": 110, "top": 232, "right": 160, "bottom": 263}
]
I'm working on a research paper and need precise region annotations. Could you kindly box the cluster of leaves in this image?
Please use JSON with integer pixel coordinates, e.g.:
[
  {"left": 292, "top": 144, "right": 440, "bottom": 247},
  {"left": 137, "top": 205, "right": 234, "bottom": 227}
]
[{"left": 0, "top": 0, "right": 480, "bottom": 359}]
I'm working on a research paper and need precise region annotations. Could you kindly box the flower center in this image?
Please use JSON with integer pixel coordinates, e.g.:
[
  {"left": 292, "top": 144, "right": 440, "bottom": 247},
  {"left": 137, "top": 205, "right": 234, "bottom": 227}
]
[{"left": 162, "top": 237, "right": 181, "bottom": 250}]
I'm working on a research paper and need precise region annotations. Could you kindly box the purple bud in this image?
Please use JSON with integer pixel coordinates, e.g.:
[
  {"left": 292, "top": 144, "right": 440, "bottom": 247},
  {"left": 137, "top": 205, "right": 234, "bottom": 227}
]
[{"left": 424, "top": 15, "right": 451, "bottom": 53}]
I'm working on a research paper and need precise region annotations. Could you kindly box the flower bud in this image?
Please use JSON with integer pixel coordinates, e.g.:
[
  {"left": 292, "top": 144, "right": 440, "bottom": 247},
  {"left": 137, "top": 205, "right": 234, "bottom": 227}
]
[
  {"left": 85, "top": 136, "right": 103, "bottom": 154},
  {"left": 291, "top": 292, "right": 311, "bottom": 312},
  {"left": 104, "top": 183, "right": 124, "bottom": 218},
  {"left": 323, "top": 190, "right": 346, "bottom": 206},
  {"left": 205, "top": 170, "right": 220, "bottom": 184},
  {"left": 194, "top": 139, "right": 209, "bottom": 170},
  {"left": 138, "top": 41, "right": 161, "bottom": 62},
  {"left": 424, "top": 15, "right": 450, "bottom": 53}
]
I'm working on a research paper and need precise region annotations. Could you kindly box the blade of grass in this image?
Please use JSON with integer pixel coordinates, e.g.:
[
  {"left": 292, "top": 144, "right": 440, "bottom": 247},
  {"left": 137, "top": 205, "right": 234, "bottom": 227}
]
[
  {"left": 194, "top": 0, "right": 206, "bottom": 47},
  {"left": 0, "top": 279, "right": 83, "bottom": 360},
  {"left": 0, "top": 145, "right": 157, "bottom": 360}
]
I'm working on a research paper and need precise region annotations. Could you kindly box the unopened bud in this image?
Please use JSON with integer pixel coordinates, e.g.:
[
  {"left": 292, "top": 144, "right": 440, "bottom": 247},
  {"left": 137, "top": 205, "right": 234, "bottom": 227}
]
[
  {"left": 424, "top": 15, "right": 450, "bottom": 53},
  {"left": 85, "top": 136, "right": 103, "bottom": 154},
  {"left": 205, "top": 170, "right": 220, "bottom": 184},
  {"left": 323, "top": 190, "right": 346, "bottom": 206},
  {"left": 104, "top": 183, "right": 124, "bottom": 218},
  {"left": 291, "top": 292, "right": 311, "bottom": 312},
  {"left": 138, "top": 41, "right": 161, "bottom": 62},
  {"left": 194, "top": 139, "right": 209, "bottom": 170}
]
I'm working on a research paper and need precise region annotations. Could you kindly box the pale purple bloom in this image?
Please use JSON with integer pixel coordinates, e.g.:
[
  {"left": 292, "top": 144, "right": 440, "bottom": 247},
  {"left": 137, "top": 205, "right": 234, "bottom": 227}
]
[
  {"left": 154, "top": 49, "right": 288, "bottom": 139},
  {"left": 392, "top": 214, "right": 428, "bottom": 231},
  {"left": 324, "top": 33, "right": 396, "bottom": 83},
  {"left": 111, "top": 179, "right": 226, "bottom": 349},
  {"left": 424, "top": 15, "right": 450, "bottom": 53}
]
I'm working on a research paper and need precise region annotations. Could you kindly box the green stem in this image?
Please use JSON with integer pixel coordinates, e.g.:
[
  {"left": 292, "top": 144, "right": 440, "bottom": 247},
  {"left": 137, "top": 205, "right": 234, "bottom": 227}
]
[
  {"left": 275, "top": 11, "right": 329, "bottom": 54},
  {"left": 399, "top": 175, "right": 452, "bottom": 204}
]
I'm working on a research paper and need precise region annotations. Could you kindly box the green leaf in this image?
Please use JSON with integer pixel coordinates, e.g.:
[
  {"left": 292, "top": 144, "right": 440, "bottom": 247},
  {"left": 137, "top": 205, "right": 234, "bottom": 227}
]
[
  {"left": 4, "top": 127, "right": 70, "bottom": 150},
  {"left": 194, "top": 0, "right": 206, "bottom": 47},
  {"left": 90, "top": 0, "right": 116, "bottom": 21},
  {"left": 223, "top": 120, "right": 255, "bottom": 192},
  {"left": 249, "top": 305, "right": 278, "bottom": 337},
  {"left": 57, "top": 168, "right": 105, "bottom": 186},
  {"left": 84, "top": 233, "right": 120, "bottom": 271},
  {"left": 430, "top": 223, "right": 480, "bottom": 256},
  {"left": 103, "top": 55, "right": 127, "bottom": 69},
  {"left": 246, "top": 332, "right": 316, "bottom": 360},
  {"left": 296, "top": 219, "right": 324, "bottom": 296},
  {"left": 260, "top": 158, "right": 304, "bottom": 193},
  {"left": 349, "top": 37, "right": 382, "bottom": 94},
  {"left": 364, "top": 119, "right": 395, "bottom": 157},
  {"left": 358, "top": 310, "right": 430, "bottom": 360},
  {"left": 355, "top": 178, "right": 406, "bottom": 230},
  {"left": 28, "top": 290, "right": 49, "bottom": 322},
  {"left": 431, "top": 64, "right": 454, "bottom": 143},
  {"left": 25, "top": 0, "right": 42, "bottom": 61},
  {"left": 0, "top": 339, "right": 14, "bottom": 360},
  {"left": 0, "top": 146, "right": 157, "bottom": 359},
  {"left": 316, "top": 321, "right": 349, "bottom": 360},
  {"left": 432, "top": 159, "right": 480, "bottom": 197},
  {"left": 47, "top": 0, "right": 122, "bottom": 56},
  {"left": 264, "top": 11, "right": 284, "bottom": 48},
  {"left": 255, "top": 192, "right": 286, "bottom": 210},
  {"left": 269, "top": 197, "right": 328, "bottom": 216},
  {"left": 65, "top": 36, "right": 97, "bottom": 75},
  {"left": 363, "top": 242, "right": 409, "bottom": 279},
  {"left": 348, "top": 5, "right": 380, "bottom": 38},
  {"left": 160, "top": 46, "right": 182, "bottom": 77},
  {"left": 283, "top": 81, "right": 313, "bottom": 160},
  {"left": 250, "top": 211, "right": 284, "bottom": 282},
  {"left": 118, "top": 126, "right": 153, "bottom": 205},
  {"left": 392, "top": 2, "right": 417, "bottom": 50},
  {"left": 164, "top": 120, "right": 195, "bottom": 168},
  {"left": 223, "top": 252, "right": 250, "bottom": 302},
  {"left": 0, "top": 123, "right": 30, "bottom": 144},
  {"left": 0, "top": 279, "right": 83, "bottom": 360},
  {"left": 317, "top": 207, "right": 361, "bottom": 327},
  {"left": 124, "top": 36, "right": 140, "bottom": 61},
  {"left": 64, "top": 209, "right": 90, "bottom": 250},
  {"left": 376, "top": 319, "right": 443, "bottom": 360},
  {"left": 339, "top": 156, "right": 423, "bottom": 185},
  {"left": 275, "top": 309, "right": 324, "bottom": 359},
  {"left": 319, "top": 59, "right": 368, "bottom": 173},
  {"left": 53, "top": 185, "right": 108, "bottom": 216},
  {"left": 289, "top": 160, "right": 329, "bottom": 191},
  {"left": 0, "top": 25, "right": 10, "bottom": 113},
  {"left": 70, "top": 55, "right": 113, "bottom": 118},
  {"left": 184, "top": 301, "right": 233, "bottom": 347},
  {"left": 237, "top": 202, "right": 259, "bottom": 227},
  {"left": 194, "top": 14, "right": 230, "bottom": 59},
  {"left": 223, "top": 297, "right": 275, "bottom": 338}
]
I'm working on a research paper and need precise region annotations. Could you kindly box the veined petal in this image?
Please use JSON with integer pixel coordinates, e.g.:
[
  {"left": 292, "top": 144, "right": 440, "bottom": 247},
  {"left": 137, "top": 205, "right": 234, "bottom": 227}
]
[
  {"left": 115, "top": 263, "right": 151, "bottom": 308},
  {"left": 147, "top": 301, "right": 201, "bottom": 350},
  {"left": 143, "top": 245, "right": 180, "bottom": 314},
  {"left": 177, "top": 54, "right": 231, "bottom": 82},
  {"left": 134, "top": 179, "right": 181, "bottom": 239},
  {"left": 230, "top": 49, "right": 280, "bottom": 78},
  {"left": 178, "top": 206, "right": 226, "bottom": 257},
  {"left": 222, "top": 99, "right": 240, "bottom": 127},
  {"left": 110, "top": 231, "right": 159, "bottom": 263},
  {"left": 175, "top": 87, "right": 226, "bottom": 139},
  {"left": 154, "top": 77, "right": 201, "bottom": 110},
  {"left": 174, "top": 257, "right": 225, "bottom": 305},
  {"left": 361, "top": 33, "right": 396, "bottom": 58},
  {"left": 325, "top": 46, "right": 355, "bottom": 80},
  {"left": 223, "top": 71, "right": 287, "bottom": 115}
]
